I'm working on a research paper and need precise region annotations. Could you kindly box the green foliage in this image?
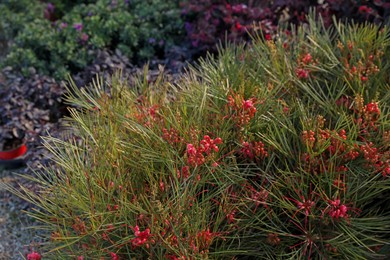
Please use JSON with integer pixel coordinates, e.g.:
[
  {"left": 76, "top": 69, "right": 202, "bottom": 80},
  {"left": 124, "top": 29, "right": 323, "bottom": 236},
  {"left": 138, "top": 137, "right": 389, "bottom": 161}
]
[
  {"left": 0, "top": 0, "right": 184, "bottom": 79},
  {"left": 6, "top": 16, "right": 390, "bottom": 259},
  {"left": 0, "top": 0, "right": 44, "bottom": 40}
]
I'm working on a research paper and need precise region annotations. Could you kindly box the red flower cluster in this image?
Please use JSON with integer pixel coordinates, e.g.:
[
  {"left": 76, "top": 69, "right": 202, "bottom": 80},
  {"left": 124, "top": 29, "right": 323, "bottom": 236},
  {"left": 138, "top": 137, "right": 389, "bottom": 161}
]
[
  {"left": 326, "top": 199, "right": 349, "bottom": 220},
  {"left": 360, "top": 142, "right": 389, "bottom": 177},
  {"left": 358, "top": 5, "right": 373, "bottom": 15},
  {"left": 110, "top": 252, "right": 119, "bottom": 260},
  {"left": 186, "top": 135, "right": 222, "bottom": 166},
  {"left": 240, "top": 141, "right": 268, "bottom": 160},
  {"left": 227, "top": 93, "right": 257, "bottom": 127},
  {"left": 134, "top": 101, "right": 160, "bottom": 127},
  {"left": 196, "top": 229, "right": 221, "bottom": 251},
  {"left": 27, "top": 252, "right": 41, "bottom": 260},
  {"left": 162, "top": 127, "right": 182, "bottom": 145},
  {"left": 131, "top": 225, "right": 152, "bottom": 248},
  {"left": 340, "top": 41, "right": 381, "bottom": 83},
  {"left": 363, "top": 102, "right": 380, "bottom": 123},
  {"left": 296, "top": 198, "right": 316, "bottom": 217},
  {"left": 302, "top": 130, "right": 316, "bottom": 148},
  {"left": 296, "top": 52, "right": 316, "bottom": 79},
  {"left": 296, "top": 68, "right": 309, "bottom": 79},
  {"left": 177, "top": 165, "right": 190, "bottom": 179},
  {"left": 360, "top": 142, "right": 380, "bottom": 164}
]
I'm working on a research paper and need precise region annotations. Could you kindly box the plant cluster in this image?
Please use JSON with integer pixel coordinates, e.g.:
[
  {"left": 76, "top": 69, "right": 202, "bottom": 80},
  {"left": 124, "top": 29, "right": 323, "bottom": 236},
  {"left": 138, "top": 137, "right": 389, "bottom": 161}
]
[
  {"left": 0, "top": 0, "right": 184, "bottom": 79},
  {"left": 7, "top": 16, "right": 390, "bottom": 259},
  {"left": 181, "top": 0, "right": 390, "bottom": 55}
]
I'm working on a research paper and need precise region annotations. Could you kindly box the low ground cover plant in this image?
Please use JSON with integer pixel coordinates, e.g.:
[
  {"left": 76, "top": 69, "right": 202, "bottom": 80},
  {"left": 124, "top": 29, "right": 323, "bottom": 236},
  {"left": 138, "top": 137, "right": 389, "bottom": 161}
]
[{"left": 7, "top": 16, "right": 390, "bottom": 259}]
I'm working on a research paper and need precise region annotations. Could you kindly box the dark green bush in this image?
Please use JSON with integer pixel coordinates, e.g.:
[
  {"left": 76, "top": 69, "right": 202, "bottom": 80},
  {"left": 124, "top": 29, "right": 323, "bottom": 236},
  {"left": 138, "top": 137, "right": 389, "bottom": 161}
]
[{"left": 1, "top": 0, "right": 184, "bottom": 79}]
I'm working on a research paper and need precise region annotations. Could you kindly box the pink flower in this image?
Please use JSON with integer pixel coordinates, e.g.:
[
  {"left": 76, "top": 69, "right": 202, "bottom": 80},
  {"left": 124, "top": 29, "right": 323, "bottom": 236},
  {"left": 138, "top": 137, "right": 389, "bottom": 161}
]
[
  {"left": 110, "top": 252, "right": 119, "bottom": 260},
  {"left": 187, "top": 144, "right": 197, "bottom": 156},
  {"left": 302, "top": 53, "right": 312, "bottom": 64},
  {"left": 296, "top": 68, "right": 309, "bottom": 79},
  {"left": 59, "top": 22, "right": 68, "bottom": 29},
  {"left": 232, "top": 4, "right": 247, "bottom": 13},
  {"left": 365, "top": 102, "right": 380, "bottom": 114},
  {"left": 235, "top": 22, "right": 243, "bottom": 31},
  {"left": 131, "top": 225, "right": 152, "bottom": 248},
  {"left": 327, "top": 199, "right": 349, "bottom": 220},
  {"left": 383, "top": 166, "right": 390, "bottom": 177},
  {"left": 27, "top": 252, "right": 41, "bottom": 260},
  {"left": 241, "top": 141, "right": 268, "bottom": 160},
  {"left": 296, "top": 198, "right": 315, "bottom": 216},
  {"left": 241, "top": 142, "right": 253, "bottom": 159},
  {"left": 359, "top": 5, "right": 373, "bottom": 14},
  {"left": 186, "top": 136, "right": 222, "bottom": 166},
  {"left": 73, "top": 23, "right": 83, "bottom": 31},
  {"left": 80, "top": 33, "right": 89, "bottom": 43},
  {"left": 243, "top": 100, "right": 254, "bottom": 110}
]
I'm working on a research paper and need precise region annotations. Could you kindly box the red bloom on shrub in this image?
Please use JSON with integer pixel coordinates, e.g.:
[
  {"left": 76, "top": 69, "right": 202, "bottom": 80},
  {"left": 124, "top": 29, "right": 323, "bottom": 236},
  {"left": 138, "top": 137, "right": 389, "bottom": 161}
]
[
  {"left": 110, "top": 252, "right": 119, "bottom": 260},
  {"left": 131, "top": 225, "right": 152, "bottom": 248},
  {"left": 243, "top": 99, "right": 254, "bottom": 110},
  {"left": 359, "top": 5, "right": 373, "bottom": 14},
  {"left": 187, "top": 144, "right": 197, "bottom": 156},
  {"left": 383, "top": 166, "right": 390, "bottom": 177},
  {"left": 227, "top": 93, "right": 258, "bottom": 126},
  {"left": 296, "top": 68, "right": 309, "bottom": 79},
  {"left": 186, "top": 136, "right": 222, "bottom": 166},
  {"left": 301, "top": 130, "right": 315, "bottom": 148},
  {"left": 365, "top": 102, "right": 380, "bottom": 116},
  {"left": 177, "top": 165, "right": 190, "bottom": 179},
  {"left": 235, "top": 22, "right": 243, "bottom": 31},
  {"left": 27, "top": 252, "right": 41, "bottom": 260},
  {"left": 226, "top": 209, "right": 237, "bottom": 224},
  {"left": 196, "top": 229, "right": 221, "bottom": 249},
  {"left": 240, "top": 141, "right": 268, "bottom": 160},
  {"left": 199, "top": 135, "right": 222, "bottom": 154},
  {"left": 360, "top": 142, "right": 380, "bottom": 164},
  {"left": 302, "top": 53, "right": 313, "bottom": 65},
  {"left": 328, "top": 199, "right": 348, "bottom": 220},
  {"left": 296, "top": 198, "right": 315, "bottom": 216},
  {"left": 323, "top": 199, "right": 360, "bottom": 221},
  {"left": 232, "top": 4, "right": 247, "bottom": 14}
]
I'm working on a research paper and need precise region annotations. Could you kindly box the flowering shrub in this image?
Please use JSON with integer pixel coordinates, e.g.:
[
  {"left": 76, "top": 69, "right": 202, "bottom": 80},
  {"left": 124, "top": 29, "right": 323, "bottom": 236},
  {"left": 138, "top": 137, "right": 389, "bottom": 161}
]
[
  {"left": 181, "top": 0, "right": 390, "bottom": 55},
  {"left": 8, "top": 16, "right": 390, "bottom": 259},
  {"left": 1, "top": 0, "right": 184, "bottom": 79}
]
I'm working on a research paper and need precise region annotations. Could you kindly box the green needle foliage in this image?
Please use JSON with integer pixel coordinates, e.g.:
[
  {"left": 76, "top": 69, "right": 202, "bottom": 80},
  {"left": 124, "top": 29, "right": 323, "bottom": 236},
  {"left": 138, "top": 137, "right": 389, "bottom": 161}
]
[{"left": 5, "top": 15, "right": 390, "bottom": 259}]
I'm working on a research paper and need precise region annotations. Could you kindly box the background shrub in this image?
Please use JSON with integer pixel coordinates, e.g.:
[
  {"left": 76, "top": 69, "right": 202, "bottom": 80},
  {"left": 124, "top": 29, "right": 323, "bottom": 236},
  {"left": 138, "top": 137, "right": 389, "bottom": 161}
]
[
  {"left": 7, "top": 16, "right": 390, "bottom": 259},
  {"left": 181, "top": 0, "right": 390, "bottom": 56},
  {"left": 1, "top": 0, "right": 184, "bottom": 79},
  {"left": 2, "top": 1, "right": 389, "bottom": 80}
]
